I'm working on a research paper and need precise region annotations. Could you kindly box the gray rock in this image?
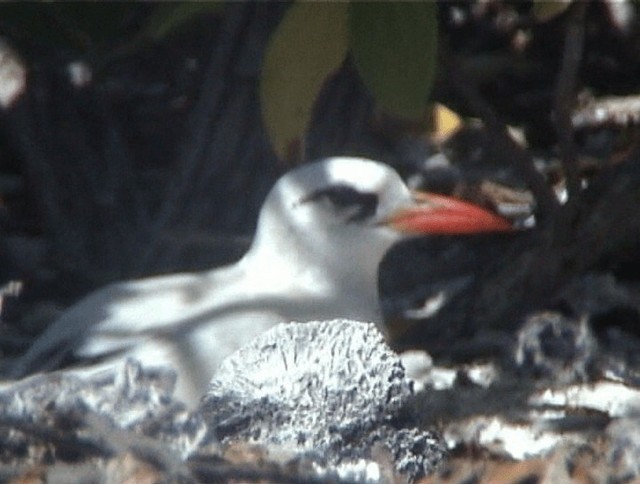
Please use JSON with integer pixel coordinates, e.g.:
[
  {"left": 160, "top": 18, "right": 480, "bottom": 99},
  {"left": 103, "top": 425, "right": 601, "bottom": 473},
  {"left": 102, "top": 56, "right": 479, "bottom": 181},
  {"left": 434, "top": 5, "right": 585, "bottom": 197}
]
[
  {"left": 515, "top": 311, "right": 597, "bottom": 383},
  {"left": 607, "top": 417, "right": 640, "bottom": 479},
  {"left": 201, "top": 319, "right": 445, "bottom": 481},
  {"left": 0, "top": 360, "right": 206, "bottom": 465}
]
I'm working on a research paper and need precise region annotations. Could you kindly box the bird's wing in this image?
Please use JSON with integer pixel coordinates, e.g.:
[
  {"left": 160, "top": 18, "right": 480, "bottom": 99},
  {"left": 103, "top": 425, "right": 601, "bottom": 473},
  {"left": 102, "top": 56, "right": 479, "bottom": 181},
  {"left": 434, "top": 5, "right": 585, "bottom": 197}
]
[{"left": 9, "top": 271, "right": 225, "bottom": 378}]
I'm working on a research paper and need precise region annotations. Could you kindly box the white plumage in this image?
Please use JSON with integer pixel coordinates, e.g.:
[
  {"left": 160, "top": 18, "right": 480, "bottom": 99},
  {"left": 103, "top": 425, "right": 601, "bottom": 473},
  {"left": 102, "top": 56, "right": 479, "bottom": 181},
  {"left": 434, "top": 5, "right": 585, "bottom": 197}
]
[{"left": 11, "top": 157, "right": 510, "bottom": 405}]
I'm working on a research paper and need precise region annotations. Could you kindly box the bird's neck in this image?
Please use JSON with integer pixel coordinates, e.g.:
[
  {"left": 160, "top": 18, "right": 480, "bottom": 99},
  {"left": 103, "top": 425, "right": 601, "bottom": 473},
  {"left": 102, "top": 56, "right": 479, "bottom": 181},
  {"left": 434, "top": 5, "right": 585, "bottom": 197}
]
[{"left": 237, "top": 242, "right": 384, "bottom": 323}]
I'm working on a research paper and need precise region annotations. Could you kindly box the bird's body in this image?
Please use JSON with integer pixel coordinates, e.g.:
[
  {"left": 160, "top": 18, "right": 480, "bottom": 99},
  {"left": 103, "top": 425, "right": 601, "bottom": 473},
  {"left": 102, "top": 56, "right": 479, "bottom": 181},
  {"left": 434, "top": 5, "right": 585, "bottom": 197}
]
[{"left": 10, "top": 157, "right": 511, "bottom": 405}]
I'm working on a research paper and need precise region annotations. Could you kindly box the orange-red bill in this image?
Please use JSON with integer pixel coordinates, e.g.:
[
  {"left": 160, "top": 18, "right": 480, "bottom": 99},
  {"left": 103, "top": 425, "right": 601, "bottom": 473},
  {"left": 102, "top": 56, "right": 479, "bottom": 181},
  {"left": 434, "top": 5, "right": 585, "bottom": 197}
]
[{"left": 386, "top": 192, "right": 513, "bottom": 234}]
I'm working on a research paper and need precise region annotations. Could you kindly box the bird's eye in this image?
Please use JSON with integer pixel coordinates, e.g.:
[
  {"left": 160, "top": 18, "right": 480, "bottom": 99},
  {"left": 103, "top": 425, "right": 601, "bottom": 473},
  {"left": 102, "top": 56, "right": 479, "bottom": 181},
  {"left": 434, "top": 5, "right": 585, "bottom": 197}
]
[{"left": 300, "top": 184, "right": 378, "bottom": 222}]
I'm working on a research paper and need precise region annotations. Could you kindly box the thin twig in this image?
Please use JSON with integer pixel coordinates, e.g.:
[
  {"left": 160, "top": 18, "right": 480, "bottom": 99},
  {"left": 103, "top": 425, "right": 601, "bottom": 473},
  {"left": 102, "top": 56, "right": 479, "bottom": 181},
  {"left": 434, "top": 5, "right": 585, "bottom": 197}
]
[
  {"left": 572, "top": 94, "right": 640, "bottom": 129},
  {"left": 554, "top": 2, "right": 587, "bottom": 202}
]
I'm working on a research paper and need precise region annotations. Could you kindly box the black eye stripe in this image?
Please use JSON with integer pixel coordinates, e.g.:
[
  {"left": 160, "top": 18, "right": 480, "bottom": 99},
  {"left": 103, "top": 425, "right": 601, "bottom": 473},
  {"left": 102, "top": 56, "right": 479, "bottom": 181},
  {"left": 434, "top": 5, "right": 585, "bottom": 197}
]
[{"left": 301, "top": 184, "right": 379, "bottom": 222}]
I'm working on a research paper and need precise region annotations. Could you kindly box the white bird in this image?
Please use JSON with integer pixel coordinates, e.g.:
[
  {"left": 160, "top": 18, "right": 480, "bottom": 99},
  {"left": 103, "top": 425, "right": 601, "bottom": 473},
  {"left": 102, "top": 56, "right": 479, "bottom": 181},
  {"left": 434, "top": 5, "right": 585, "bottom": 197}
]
[{"left": 10, "top": 157, "right": 510, "bottom": 405}]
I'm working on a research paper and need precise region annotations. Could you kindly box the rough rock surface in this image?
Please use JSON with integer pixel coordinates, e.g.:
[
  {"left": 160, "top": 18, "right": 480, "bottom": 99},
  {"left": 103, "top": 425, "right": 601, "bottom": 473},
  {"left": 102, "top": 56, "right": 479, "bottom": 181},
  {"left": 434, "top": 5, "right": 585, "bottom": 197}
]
[
  {"left": 0, "top": 359, "right": 206, "bottom": 481},
  {"left": 0, "top": 320, "right": 445, "bottom": 483},
  {"left": 201, "top": 319, "right": 446, "bottom": 481},
  {"left": 407, "top": 307, "right": 640, "bottom": 483}
]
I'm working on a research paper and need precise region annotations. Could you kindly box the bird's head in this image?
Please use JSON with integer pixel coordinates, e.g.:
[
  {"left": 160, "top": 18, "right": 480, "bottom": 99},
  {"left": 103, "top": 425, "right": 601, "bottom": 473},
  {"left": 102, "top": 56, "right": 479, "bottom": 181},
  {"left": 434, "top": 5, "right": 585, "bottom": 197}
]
[
  {"left": 251, "top": 157, "right": 410, "bottom": 271},
  {"left": 249, "top": 157, "right": 512, "bottom": 281}
]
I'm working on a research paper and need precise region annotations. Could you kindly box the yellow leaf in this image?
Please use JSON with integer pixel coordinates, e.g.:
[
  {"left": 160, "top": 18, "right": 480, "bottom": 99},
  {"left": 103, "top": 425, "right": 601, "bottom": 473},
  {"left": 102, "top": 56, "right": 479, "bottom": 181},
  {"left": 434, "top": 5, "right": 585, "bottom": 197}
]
[
  {"left": 260, "top": 3, "right": 348, "bottom": 159},
  {"left": 433, "top": 103, "right": 462, "bottom": 140}
]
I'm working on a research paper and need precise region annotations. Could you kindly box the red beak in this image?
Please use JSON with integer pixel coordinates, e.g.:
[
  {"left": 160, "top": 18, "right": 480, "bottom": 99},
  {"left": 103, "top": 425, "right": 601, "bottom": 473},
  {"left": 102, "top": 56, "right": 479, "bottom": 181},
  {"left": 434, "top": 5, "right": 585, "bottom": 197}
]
[{"left": 386, "top": 192, "right": 513, "bottom": 234}]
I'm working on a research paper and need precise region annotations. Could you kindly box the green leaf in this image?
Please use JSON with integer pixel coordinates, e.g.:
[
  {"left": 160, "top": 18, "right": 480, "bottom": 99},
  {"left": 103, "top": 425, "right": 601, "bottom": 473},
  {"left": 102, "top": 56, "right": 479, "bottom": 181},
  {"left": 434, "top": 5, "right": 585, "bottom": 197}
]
[
  {"left": 260, "top": 2, "right": 348, "bottom": 159},
  {"left": 348, "top": 3, "right": 438, "bottom": 120},
  {"left": 142, "top": 2, "right": 226, "bottom": 42},
  {"left": 532, "top": 0, "right": 573, "bottom": 22}
]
